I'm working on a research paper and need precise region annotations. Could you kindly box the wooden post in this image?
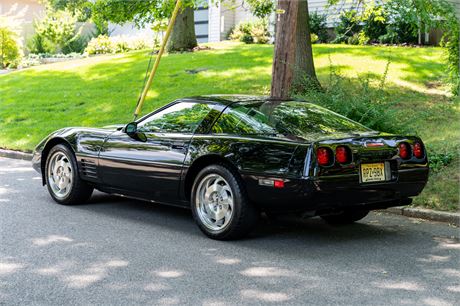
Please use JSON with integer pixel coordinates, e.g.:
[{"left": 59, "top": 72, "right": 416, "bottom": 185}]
[{"left": 270, "top": 0, "right": 299, "bottom": 99}]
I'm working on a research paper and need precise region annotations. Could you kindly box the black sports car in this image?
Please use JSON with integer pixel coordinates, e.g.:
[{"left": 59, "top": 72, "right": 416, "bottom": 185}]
[{"left": 32, "top": 95, "right": 429, "bottom": 240}]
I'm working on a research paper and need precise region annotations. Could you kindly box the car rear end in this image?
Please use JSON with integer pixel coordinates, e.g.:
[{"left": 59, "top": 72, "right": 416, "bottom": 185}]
[{"left": 302, "top": 135, "right": 429, "bottom": 213}]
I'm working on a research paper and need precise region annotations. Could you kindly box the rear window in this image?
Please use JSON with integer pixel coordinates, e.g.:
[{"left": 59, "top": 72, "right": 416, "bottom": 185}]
[{"left": 212, "top": 101, "right": 370, "bottom": 140}]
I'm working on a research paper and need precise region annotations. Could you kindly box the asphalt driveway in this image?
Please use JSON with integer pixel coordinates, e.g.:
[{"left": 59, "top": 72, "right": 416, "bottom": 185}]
[{"left": 0, "top": 157, "right": 459, "bottom": 305}]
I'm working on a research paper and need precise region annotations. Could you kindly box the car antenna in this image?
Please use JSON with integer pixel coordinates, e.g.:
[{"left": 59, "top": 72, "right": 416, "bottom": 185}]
[{"left": 133, "top": 0, "right": 183, "bottom": 121}]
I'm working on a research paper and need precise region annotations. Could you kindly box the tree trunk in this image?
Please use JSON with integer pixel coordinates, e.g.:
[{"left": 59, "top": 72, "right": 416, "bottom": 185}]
[
  {"left": 270, "top": 0, "right": 299, "bottom": 99},
  {"left": 293, "top": 0, "right": 321, "bottom": 92},
  {"left": 167, "top": 6, "right": 197, "bottom": 52}
]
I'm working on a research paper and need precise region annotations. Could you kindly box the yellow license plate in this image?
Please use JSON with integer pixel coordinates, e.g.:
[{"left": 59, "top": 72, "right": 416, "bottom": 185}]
[{"left": 360, "top": 163, "right": 386, "bottom": 183}]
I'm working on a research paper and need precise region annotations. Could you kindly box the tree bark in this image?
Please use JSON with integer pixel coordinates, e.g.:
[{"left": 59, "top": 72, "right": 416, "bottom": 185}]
[
  {"left": 167, "top": 6, "right": 197, "bottom": 52},
  {"left": 270, "top": 0, "right": 299, "bottom": 99},
  {"left": 293, "top": 0, "right": 321, "bottom": 92}
]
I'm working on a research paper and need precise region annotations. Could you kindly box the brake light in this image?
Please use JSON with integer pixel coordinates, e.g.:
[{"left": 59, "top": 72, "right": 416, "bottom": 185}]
[
  {"left": 398, "top": 142, "right": 411, "bottom": 159},
  {"left": 336, "top": 146, "right": 351, "bottom": 164},
  {"left": 413, "top": 142, "right": 424, "bottom": 158},
  {"left": 274, "top": 180, "right": 285, "bottom": 188},
  {"left": 317, "top": 147, "right": 333, "bottom": 166}
]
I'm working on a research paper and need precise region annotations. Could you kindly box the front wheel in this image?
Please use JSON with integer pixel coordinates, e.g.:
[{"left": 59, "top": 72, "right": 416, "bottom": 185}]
[
  {"left": 45, "top": 144, "right": 93, "bottom": 205},
  {"left": 191, "top": 164, "right": 259, "bottom": 240},
  {"left": 321, "top": 209, "right": 369, "bottom": 225}
]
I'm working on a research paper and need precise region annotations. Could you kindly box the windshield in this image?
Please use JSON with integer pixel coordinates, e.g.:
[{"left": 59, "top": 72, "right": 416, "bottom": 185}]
[{"left": 212, "top": 101, "right": 371, "bottom": 140}]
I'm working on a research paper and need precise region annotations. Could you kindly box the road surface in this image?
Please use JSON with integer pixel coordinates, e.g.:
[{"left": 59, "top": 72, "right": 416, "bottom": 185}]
[{"left": 0, "top": 157, "right": 459, "bottom": 305}]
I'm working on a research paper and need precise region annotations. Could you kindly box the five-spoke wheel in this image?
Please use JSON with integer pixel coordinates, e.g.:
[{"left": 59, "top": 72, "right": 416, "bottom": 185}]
[
  {"left": 45, "top": 144, "right": 93, "bottom": 205},
  {"left": 191, "top": 164, "right": 259, "bottom": 240},
  {"left": 195, "top": 174, "right": 234, "bottom": 231},
  {"left": 47, "top": 151, "right": 73, "bottom": 199}
]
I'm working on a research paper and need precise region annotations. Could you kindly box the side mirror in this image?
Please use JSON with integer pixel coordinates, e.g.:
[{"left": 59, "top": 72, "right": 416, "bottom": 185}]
[{"left": 125, "top": 122, "right": 147, "bottom": 142}]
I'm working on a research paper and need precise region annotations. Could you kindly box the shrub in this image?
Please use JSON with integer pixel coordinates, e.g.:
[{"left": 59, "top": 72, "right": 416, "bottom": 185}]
[
  {"left": 309, "top": 11, "right": 329, "bottom": 43},
  {"left": 85, "top": 35, "right": 154, "bottom": 55},
  {"left": 33, "top": 9, "right": 84, "bottom": 54},
  {"left": 428, "top": 151, "right": 455, "bottom": 172},
  {"left": 0, "top": 18, "right": 22, "bottom": 69},
  {"left": 347, "top": 33, "right": 360, "bottom": 45},
  {"left": 230, "top": 19, "right": 270, "bottom": 44},
  {"left": 85, "top": 35, "right": 114, "bottom": 54},
  {"left": 28, "top": 33, "right": 53, "bottom": 54},
  {"left": 293, "top": 60, "right": 409, "bottom": 135},
  {"left": 333, "top": 10, "right": 362, "bottom": 44},
  {"left": 361, "top": 4, "right": 388, "bottom": 43},
  {"left": 310, "top": 33, "right": 319, "bottom": 44},
  {"left": 443, "top": 27, "right": 459, "bottom": 95}
]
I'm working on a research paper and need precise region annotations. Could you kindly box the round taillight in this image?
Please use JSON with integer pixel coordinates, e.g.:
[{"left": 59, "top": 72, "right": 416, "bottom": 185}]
[
  {"left": 317, "top": 147, "right": 333, "bottom": 166},
  {"left": 336, "top": 146, "right": 351, "bottom": 164},
  {"left": 413, "top": 142, "right": 424, "bottom": 159},
  {"left": 399, "top": 142, "right": 411, "bottom": 159}
]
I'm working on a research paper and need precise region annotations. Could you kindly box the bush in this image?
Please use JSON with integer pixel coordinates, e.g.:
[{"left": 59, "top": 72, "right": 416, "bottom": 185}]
[
  {"left": 428, "top": 151, "right": 455, "bottom": 172},
  {"left": 85, "top": 35, "right": 114, "bottom": 54},
  {"left": 0, "top": 25, "right": 21, "bottom": 69},
  {"left": 229, "top": 19, "right": 270, "bottom": 44},
  {"left": 333, "top": 10, "right": 362, "bottom": 44},
  {"left": 28, "top": 33, "right": 53, "bottom": 54},
  {"left": 33, "top": 9, "right": 84, "bottom": 54},
  {"left": 361, "top": 5, "right": 388, "bottom": 43},
  {"left": 310, "top": 33, "right": 319, "bottom": 44},
  {"left": 293, "top": 60, "right": 409, "bottom": 135},
  {"left": 309, "top": 11, "right": 329, "bottom": 43},
  {"left": 85, "top": 35, "right": 154, "bottom": 55}
]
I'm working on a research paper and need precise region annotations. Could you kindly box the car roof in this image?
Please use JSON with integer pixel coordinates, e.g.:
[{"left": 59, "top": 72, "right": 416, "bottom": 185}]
[{"left": 181, "top": 95, "right": 271, "bottom": 106}]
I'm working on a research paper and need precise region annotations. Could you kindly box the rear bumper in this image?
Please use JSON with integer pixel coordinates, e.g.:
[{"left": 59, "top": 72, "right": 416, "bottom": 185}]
[{"left": 246, "top": 167, "right": 429, "bottom": 213}]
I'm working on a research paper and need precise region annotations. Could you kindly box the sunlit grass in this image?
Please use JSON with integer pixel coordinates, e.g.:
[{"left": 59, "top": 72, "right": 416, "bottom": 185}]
[{"left": 0, "top": 41, "right": 457, "bottom": 210}]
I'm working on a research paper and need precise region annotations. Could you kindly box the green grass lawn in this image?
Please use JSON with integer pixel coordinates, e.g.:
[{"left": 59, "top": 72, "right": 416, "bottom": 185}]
[{"left": 0, "top": 42, "right": 458, "bottom": 211}]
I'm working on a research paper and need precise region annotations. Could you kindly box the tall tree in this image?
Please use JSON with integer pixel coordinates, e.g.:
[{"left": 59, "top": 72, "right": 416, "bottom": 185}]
[
  {"left": 270, "top": 0, "right": 320, "bottom": 98},
  {"left": 167, "top": 5, "right": 197, "bottom": 51},
  {"left": 48, "top": 0, "right": 198, "bottom": 52},
  {"left": 294, "top": 0, "right": 321, "bottom": 92},
  {"left": 270, "top": 0, "right": 299, "bottom": 99}
]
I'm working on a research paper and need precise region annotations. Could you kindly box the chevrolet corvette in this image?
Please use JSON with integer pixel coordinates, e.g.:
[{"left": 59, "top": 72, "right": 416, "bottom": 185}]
[{"left": 32, "top": 95, "right": 429, "bottom": 240}]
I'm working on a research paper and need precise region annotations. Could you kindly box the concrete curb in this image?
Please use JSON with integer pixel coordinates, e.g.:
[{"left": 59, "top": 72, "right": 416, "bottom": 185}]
[
  {"left": 384, "top": 206, "right": 459, "bottom": 226},
  {"left": 0, "top": 149, "right": 33, "bottom": 161}
]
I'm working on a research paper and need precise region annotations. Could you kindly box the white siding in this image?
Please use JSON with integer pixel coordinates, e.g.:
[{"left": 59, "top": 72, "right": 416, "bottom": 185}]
[
  {"left": 220, "top": 6, "right": 235, "bottom": 40},
  {"left": 233, "top": 0, "right": 257, "bottom": 25},
  {"left": 109, "top": 23, "right": 154, "bottom": 37},
  {"left": 208, "top": 2, "right": 221, "bottom": 42}
]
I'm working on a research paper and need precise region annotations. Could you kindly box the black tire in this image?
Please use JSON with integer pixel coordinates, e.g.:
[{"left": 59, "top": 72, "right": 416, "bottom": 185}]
[
  {"left": 321, "top": 209, "right": 369, "bottom": 225},
  {"left": 44, "top": 144, "right": 93, "bottom": 205},
  {"left": 191, "top": 164, "right": 259, "bottom": 240}
]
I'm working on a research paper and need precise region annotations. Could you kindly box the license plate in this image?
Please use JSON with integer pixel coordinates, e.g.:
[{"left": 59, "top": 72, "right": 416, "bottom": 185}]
[{"left": 360, "top": 163, "right": 386, "bottom": 183}]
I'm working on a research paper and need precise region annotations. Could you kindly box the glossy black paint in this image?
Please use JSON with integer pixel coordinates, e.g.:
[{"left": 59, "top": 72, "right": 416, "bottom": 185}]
[{"left": 33, "top": 95, "right": 429, "bottom": 214}]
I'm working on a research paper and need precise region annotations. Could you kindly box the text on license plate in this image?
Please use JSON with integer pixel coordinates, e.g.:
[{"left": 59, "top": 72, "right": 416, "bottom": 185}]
[{"left": 360, "top": 163, "right": 386, "bottom": 183}]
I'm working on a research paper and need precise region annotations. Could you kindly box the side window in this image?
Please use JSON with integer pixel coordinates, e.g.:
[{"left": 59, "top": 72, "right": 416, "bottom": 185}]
[
  {"left": 138, "top": 102, "right": 213, "bottom": 133},
  {"left": 212, "top": 106, "right": 276, "bottom": 135}
]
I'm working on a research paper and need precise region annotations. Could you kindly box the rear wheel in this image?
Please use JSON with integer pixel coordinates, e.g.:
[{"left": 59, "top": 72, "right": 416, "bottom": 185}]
[
  {"left": 321, "top": 209, "right": 369, "bottom": 225},
  {"left": 45, "top": 144, "right": 93, "bottom": 205},
  {"left": 191, "top": 164, "right": 259, "bottom": 240}
]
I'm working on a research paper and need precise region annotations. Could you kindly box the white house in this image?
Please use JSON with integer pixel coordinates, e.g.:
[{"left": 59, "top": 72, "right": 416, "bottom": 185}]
[
  {"left": 109, "top": 0, "right": 259, "bottom": 43},
  {"left": 108, "top": 0, "right": 383, "bottom": 43}
]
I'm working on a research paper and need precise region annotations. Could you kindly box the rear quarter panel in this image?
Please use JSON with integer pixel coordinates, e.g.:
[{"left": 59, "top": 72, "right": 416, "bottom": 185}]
[{"left": 185, "top": 135, "right": 311, "bottom": 208}]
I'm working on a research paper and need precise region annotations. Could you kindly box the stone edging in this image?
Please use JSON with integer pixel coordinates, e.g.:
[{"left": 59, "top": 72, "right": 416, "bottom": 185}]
[
  {"left": 0, "top": 149, "right": 33, "bottom": 161},
  {"left": 385, "top": 206, "right": 459, "bottom": 226}
]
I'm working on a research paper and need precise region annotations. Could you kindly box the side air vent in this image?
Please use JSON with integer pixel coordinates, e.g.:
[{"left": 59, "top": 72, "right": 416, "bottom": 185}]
[{"left": 80, "top": 159, "right": 98, "bottom": 180}]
